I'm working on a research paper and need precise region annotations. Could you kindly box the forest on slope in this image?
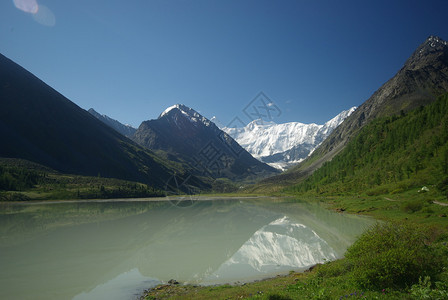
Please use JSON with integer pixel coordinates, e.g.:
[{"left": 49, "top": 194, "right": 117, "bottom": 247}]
[{"left": 287, "top": 93, "right": 448, "bottom": 199}]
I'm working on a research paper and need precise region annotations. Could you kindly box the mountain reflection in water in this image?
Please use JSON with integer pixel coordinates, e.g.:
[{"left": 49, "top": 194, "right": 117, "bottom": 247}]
[{"left": 0, "top": 198, "right": 373, "bottom": 300}]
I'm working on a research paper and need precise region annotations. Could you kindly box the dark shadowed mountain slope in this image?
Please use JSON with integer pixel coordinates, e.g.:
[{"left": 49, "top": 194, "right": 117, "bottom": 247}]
[
  {"left": 0, "top": 53, "right": 190, "bottom": 189},
  {"left": 132, "top": 104, "right": 279, "bottom": 181},
  {"left": 254, "top": 36, "right": 448, "bottom": 191},
  {"left": 88, "top": 108, "right": 137, "bottom": 137}
]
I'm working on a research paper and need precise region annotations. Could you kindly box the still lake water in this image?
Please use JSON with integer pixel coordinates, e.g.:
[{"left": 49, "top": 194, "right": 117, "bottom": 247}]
[{"left": 0, "top": 198, "right": 373, "bottom": 300}]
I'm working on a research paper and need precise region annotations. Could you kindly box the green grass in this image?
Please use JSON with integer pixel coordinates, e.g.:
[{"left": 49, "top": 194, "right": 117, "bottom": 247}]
[
  {"left": 142, "top": 261, "right": 448, "bottom": 299},
  {"left": 282, "top": 187, "right": 448, "bottom": 228}
]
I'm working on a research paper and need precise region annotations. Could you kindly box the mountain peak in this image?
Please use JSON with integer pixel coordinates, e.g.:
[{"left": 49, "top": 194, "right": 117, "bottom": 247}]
[
  {"left": 159, "top": 104, "right": 187, "bottom": 118},
  {"left": 158, "top": 104, "right": 212, "bottom": 127},
  {"left": 427, "top": 35, "right": 448, "bottom": 46},
  {"left": 404, "top": 35, "right": 448, "bottom": 71},
  {"left": 419, "top": 35, "right": 448, "bottom": 53},
  {"left": 267, "top": 35, "right": 448, "bottom": 184},
  {"left": 133, "top": 105, "right": 278, "bottom": 180}
]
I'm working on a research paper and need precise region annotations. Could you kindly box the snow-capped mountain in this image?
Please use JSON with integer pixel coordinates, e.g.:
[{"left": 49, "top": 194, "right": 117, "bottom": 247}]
[
  {"left": 159, "top": 104, "right": 213, "bottom": 127},
  {"left": 132, "top": 104, "right": 279, "bottom": 180},
  {"left": 222, "top": 107, "right": 356, "bottom": 170}
]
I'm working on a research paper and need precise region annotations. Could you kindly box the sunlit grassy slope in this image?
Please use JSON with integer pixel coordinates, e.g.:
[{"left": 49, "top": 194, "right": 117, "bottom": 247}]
[{"left": 285, "top": 93, "right": 448, "bottom": 200}]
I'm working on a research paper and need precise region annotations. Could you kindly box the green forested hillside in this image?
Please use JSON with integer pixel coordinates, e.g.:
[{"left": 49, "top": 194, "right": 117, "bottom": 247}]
[{"left": 289, "top": 93, "right": 448, "bottom": 198}]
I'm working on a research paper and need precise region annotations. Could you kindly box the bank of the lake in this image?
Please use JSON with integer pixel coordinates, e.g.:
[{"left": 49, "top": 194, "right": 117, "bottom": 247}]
[{"left": 139, "top": 268, "right": 401, "bottom": 300}]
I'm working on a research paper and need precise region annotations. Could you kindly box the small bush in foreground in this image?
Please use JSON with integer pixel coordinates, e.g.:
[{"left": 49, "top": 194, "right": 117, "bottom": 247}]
[{"left": 345, "top": 222, "right": 445, "bottom": 290}]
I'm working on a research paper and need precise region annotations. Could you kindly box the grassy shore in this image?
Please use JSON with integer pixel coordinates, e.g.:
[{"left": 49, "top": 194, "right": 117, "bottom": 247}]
[{"left": 140, "top": 267, "right": 420, "bottom": 300}]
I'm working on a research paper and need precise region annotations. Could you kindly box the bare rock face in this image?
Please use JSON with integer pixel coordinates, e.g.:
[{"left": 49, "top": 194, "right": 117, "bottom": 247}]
[
  {"left": 261, "top": 36, "right": 448, "bottom": 187},
  {"left": 308, "top": 35, "right": 448, "bottom": 161}
]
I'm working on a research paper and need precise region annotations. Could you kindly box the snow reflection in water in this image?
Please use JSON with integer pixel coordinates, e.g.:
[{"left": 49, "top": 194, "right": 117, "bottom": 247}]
[
  {"left": 0, "top": 198, "right": 373, "bottom": 300},
  {"left": 205, "top": 216, "right": 337, "bottom": 283}
]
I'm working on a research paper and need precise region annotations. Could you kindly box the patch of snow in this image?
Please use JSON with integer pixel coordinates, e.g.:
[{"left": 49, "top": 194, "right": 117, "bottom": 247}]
[
  {"left": 428, "top": 36, "right": 448, "bottom": 46},
  {"left": 159, "top": 104, "right": 212, "bottom": 127},
  {"left": 210, "top": 116, "right": 224, "bottom": 128},
  {"left": 267, "top": 159, "right": 304, "bottom": 171},
  {"left": 159, "top": 104, "right": 179, "bottom": 118}
]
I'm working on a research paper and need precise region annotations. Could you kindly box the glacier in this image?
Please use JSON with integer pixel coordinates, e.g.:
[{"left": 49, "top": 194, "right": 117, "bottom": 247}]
[{"left": 222, "top": 107, "right": 356, "bottom": 170}]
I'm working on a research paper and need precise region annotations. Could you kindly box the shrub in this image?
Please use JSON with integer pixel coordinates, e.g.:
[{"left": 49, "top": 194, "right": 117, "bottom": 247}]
[
  {"left": 345, "top": 222, "right": 445, "bottom": 289},
  {"left": 365, "top": 186, "right": 389, "bottom": 196},
  {"left": 315, "top": 259, "right": 349, "bottom": 278},
  {"left": 402, "top": 200, "right": 424, "bottom": 213}
]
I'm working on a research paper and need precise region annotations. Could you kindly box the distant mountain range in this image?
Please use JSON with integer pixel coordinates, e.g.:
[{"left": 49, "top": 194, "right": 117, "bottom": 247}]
[
  {"left": 88, "top": 108, "right": 136, "bottom": 137},
  {"left": 89, "top": 105, "right": 356, "bottom": 172},
  {"left": 222, "top": 107, "right": 356, "bottom": 170},
  {"left": 257, "top": 35, "right": 448, "bottom": 190},
  {"left": 89, "top": 104, "right": 278, "bottom": 181}
]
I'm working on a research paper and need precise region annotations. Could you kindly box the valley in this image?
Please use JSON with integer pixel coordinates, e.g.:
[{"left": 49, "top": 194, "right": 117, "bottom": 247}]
[{"left": 1, "top": 33, "right": 448, "bottom": 300}]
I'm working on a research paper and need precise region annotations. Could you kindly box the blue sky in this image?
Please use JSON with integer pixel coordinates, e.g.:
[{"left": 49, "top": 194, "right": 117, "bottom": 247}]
[{"left": 1, "top": 0, "right": 448, "bottom": 128}]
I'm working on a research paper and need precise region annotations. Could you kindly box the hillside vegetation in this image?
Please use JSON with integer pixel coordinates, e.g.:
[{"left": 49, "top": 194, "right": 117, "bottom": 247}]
[
  {"left": 286, "top": 93, "right": 448, "bottom": 199},
  {"left": 0, "top": 158, "right": 164, "bottom": 201}
]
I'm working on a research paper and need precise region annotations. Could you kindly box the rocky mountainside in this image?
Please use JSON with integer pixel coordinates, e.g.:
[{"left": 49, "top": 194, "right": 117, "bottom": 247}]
[
  {"left": 257, "top": 35, "right": 448, "bottom": 189},
  {"left": 223, "top": 107, "right": 356, "bottom": 170},
  {"left": 132, "top": 104, "right": 279, "bottom": 181},
  {"left": 0, "top": 53, "right": 192, "bottom": 189},
  {"left": 88, "top": 108, "right": 136, "bottom": 137}
]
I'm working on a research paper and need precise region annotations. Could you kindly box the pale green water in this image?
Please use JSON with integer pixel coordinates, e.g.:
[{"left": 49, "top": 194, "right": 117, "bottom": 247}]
[{"left": 0, "top": 198, "right": 373, "bottom": 300}]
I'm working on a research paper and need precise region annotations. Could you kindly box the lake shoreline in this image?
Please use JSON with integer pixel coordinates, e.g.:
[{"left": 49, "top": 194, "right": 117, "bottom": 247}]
[
  {"left": 0, "top": 195, "right": 280, "bottom": 205},
  {"left": 138, "top": 264, "right": 320, "bottom": 300}
]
